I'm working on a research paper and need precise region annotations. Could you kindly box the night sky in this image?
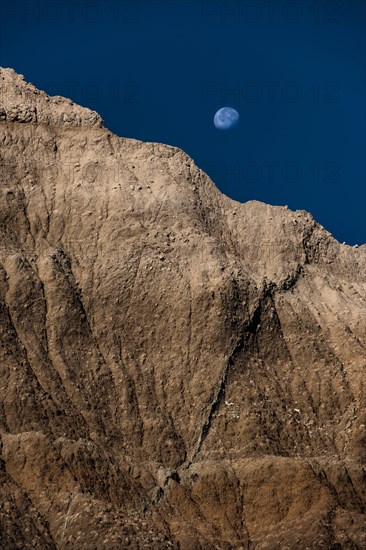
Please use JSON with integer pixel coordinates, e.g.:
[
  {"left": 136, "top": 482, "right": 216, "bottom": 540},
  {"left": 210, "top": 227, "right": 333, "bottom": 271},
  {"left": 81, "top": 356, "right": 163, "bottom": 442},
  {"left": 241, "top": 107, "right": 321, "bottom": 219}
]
[{"left": 1, "top": 0, "right": 365, "bottom": 244}]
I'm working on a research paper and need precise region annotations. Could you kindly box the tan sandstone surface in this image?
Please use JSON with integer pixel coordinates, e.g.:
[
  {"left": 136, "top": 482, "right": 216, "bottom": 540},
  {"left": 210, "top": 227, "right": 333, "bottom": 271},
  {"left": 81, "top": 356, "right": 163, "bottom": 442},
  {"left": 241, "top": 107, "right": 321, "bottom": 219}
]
[{"left": 0, "top": 68, "right": 365, "bottom": 549}]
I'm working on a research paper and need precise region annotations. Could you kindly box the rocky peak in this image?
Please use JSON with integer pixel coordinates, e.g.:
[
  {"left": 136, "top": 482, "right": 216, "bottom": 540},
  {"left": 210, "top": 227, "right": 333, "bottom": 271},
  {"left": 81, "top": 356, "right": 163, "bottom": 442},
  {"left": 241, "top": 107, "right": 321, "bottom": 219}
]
[{"left": 0, "top": 67, "right": 103, "bottom": 127}]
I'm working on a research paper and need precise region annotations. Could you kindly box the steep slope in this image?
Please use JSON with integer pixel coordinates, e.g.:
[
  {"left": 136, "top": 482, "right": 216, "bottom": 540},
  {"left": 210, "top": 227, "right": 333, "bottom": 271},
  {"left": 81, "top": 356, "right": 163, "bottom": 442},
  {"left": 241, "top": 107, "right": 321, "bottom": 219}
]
[{"left": 0, "top": 68, "right": 365, "bottom": 549}]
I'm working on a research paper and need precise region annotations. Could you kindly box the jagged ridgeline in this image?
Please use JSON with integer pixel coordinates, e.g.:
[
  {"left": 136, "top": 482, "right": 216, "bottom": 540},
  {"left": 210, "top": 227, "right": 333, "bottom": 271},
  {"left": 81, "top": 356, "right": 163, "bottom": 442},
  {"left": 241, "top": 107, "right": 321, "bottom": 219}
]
[{"left": 0, "top": 68, "right": 365, "bottom": 549}]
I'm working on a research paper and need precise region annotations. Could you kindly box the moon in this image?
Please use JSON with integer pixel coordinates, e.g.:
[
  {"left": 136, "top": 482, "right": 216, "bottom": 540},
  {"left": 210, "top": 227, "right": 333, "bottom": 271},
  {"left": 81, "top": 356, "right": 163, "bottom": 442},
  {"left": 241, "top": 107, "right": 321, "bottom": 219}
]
[{"left": 214, "top": 107, "right": 239, "bottom": 130}]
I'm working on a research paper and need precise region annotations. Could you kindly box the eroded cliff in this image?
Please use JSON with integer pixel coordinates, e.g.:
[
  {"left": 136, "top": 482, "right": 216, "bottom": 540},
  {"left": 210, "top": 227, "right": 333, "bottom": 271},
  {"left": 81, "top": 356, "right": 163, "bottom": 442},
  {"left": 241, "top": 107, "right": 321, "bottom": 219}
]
[{"left": 0, "top": 68, "right": 365, "bottom": 549}]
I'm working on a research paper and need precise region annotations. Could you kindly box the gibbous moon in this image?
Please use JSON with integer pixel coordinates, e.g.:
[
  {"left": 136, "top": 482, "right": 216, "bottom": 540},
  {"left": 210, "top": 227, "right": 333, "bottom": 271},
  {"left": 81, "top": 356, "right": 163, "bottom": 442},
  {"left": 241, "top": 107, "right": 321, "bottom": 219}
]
[{"left": 214, "top": 107, "right": 239, "bottom": 130}]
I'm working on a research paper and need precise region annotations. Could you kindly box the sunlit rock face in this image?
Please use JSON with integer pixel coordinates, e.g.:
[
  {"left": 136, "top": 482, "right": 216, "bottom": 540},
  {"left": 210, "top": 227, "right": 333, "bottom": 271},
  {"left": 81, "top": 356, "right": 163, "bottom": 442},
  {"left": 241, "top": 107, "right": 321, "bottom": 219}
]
[{"left": 0, "top": 68, "right": 365, "bottom": 549}]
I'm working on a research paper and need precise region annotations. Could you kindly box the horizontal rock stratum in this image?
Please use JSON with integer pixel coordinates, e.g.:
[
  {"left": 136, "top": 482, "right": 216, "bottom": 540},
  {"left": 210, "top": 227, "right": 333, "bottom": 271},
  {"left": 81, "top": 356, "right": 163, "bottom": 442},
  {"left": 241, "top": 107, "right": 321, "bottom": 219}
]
[{"left": 0, "top": 68, "right": 365, "bottom": 549}]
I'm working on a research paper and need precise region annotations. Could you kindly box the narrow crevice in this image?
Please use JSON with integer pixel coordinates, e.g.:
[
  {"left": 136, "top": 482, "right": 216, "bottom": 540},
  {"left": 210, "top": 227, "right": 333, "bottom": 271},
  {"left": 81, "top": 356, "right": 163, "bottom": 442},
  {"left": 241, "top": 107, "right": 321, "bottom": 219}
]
[
  {"left": 187, "top": 301, "right": 262, "bottom": 465},
  {"left": 3, "top": 464, "right": 57, "bottom": 549},
  {"left": 307, "top": 460, "right": 343, "bottom": 508},
  {"left": 343, "top": 465, "right": 365, "bottom": 513}
]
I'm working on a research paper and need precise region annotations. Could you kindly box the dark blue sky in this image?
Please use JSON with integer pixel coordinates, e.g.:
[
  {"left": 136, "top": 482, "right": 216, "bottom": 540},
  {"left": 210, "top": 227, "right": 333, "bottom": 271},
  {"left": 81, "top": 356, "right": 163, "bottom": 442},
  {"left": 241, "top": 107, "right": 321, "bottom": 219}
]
[{"left": 1, "top": 0, "right": 365, "bottom": 244}]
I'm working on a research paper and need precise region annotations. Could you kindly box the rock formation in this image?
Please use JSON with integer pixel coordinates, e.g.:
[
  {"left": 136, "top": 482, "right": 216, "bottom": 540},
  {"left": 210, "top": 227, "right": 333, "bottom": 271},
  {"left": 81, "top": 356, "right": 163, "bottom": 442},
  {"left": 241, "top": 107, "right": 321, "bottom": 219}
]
[{"left": 0, "top": 68, "right": 365, "bottom": 549}]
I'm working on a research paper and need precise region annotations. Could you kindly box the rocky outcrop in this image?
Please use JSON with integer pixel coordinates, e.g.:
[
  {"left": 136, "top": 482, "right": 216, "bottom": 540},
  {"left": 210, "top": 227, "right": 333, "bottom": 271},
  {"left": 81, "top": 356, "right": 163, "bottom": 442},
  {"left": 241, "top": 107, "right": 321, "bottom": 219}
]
[{"left": 0, "top": 68, "right": 365, "bottom": 549}]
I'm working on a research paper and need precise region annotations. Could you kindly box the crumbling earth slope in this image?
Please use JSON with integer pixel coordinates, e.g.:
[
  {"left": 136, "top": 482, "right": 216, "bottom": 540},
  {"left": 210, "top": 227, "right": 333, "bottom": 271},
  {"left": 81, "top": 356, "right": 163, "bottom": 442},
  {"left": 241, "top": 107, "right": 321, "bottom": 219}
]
[{"left": 0, "top": 68, "right": 365, "bottom": 549}]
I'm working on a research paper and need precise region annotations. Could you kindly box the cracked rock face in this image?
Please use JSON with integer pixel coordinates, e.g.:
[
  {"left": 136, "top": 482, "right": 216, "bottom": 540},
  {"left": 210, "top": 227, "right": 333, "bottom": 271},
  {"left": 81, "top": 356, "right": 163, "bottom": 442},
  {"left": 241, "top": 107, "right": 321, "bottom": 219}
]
[{"left": 0, "top": 68, "right": 365, "bottom": 549}]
